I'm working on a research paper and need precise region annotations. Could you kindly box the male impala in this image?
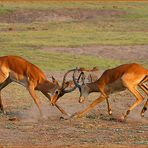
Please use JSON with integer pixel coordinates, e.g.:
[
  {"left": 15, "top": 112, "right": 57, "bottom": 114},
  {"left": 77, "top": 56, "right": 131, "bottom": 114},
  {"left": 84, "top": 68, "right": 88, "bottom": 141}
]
[
  {"left": 72, "top": 63, "right": 148, "bottom": 120},
  {"left": 0, "top": 55, "right": 69, "bottom": 116}
]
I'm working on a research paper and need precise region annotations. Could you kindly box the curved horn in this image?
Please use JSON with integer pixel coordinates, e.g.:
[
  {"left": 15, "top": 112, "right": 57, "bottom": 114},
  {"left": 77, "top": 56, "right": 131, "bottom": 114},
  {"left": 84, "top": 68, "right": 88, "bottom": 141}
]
[
  {"left": 62, "top": 71, "right": 85, "bottom": 93},
  {"left": 60, "top": 67, "right": 88, "bottom": 96},
  {"left": 61, "top": 69, "right": 85, "bottom": 94},
  {"left": 81, "top": 72, "right": 85, "bottom": 85},
  {"left": 62, "top": 85, "right": 77, "bottom": 93},
  {"left": 61, "top": 68, "right": 76, "bottom": 90},
  {"left": 73, "top": 68, "right": 81, "bottom": 89}
]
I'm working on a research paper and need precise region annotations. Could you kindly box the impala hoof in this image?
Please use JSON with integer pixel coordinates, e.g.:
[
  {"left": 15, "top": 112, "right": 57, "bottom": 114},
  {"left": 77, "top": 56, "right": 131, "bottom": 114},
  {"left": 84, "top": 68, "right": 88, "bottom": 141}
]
[
  {"left": 67, "top": 113, "right": 71, "bottom": 116},
  {"left": 118, "top": 115, "right": 126, "bottom": 122},
  {"left": 60, "top": 113, "right": 72, "bottom": 120},
  {"left": 109, "top": 110, "right": 112, "bottom": 115},
  {"left": 0, "top": 109, "right": 6, "bottom": 115},
  {"left": 140, "top": 113, "right": 144, "bottom": 117},
  {"left": 60, "top": 116, "right": 65, "bottom": 120}
]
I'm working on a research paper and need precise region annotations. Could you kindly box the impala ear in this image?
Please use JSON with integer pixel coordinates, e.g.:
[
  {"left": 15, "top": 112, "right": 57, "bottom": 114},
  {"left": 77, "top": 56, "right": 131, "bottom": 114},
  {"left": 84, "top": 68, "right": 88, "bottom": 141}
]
[
  {"left": 51, "top": 76, "right": 60, "bottom": 89},
  {"left": 51, "top": 76, "right": 56, "bottom": 82}
]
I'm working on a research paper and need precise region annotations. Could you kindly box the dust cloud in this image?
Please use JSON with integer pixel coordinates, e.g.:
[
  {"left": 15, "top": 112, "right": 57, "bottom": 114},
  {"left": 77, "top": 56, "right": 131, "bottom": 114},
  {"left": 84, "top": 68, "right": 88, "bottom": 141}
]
[
  {"left": 20, "top": 103, "right": 62, "bottom": 122},
  {"left": 19, "top": 98, "right": 88, "bottom": 122}
]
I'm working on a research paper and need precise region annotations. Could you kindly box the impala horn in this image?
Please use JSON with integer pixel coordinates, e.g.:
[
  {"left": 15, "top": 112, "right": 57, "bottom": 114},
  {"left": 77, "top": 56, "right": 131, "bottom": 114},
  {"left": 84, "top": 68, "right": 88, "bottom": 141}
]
[
  {"left": 73, "top": 68, "right": 81, "bottom": 90},
  {"left": 60, "top": 69, "right": 77, "bottom": 94}
]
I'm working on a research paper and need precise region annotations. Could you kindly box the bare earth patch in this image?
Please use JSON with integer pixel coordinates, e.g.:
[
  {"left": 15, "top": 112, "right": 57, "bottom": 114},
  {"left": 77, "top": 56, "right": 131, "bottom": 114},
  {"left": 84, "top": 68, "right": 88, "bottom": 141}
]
[
  {"left": 42, "top": 45, "right": 148, "bottom": 62},
  {"left": 0, "top": 79, "right": 148, "bottom": 147},
  {"left": 0, "top": 8, "right": 127, "bottom": 23}
]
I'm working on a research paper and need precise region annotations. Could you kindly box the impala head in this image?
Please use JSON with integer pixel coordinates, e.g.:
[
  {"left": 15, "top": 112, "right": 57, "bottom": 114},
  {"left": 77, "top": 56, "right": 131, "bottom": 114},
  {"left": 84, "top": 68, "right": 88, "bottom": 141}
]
[
  {"left": 50, "top": 76, "right": 61, "bottom": 92},
  {"left": 51, "top": 69, "right": 79, "bottom": 106},
  {"left": 73, "top": 68, "right": 91, "bottom": 103},
  {"left": 38, "top": 76, "right": 60, "bottom": 94},
  {"left": 73, "top": 67, "right": 99, "bottom": 103}
]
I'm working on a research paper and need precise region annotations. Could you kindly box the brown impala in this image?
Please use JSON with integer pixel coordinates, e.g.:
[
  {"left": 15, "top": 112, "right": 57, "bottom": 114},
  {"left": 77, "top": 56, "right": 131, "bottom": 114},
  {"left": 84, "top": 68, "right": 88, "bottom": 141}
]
[
  {"left": 72, "top": 63, "right": 148, "bottom": 120},
  {"left": 0, "top": 55, "right": 76, "bottom": 116}
]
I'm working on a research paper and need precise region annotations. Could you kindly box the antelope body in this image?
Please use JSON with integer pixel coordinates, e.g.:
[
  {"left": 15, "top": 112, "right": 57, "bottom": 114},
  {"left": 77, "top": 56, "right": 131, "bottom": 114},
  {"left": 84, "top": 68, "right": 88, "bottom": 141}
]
[
  {"left": 0, "top": 55, "right": 68, "bottom": 116},
  {"left": 72, "top": 63, "right": 148, "bottom": 120}
]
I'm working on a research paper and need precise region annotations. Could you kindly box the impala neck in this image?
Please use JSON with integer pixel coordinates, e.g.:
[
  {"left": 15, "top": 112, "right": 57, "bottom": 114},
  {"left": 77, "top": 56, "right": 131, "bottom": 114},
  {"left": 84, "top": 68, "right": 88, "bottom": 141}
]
[
  {"left": 37, "top": 80, "right": 58, "bottom": 93},
  {"left": 87, "top": 81, "right": 99, "bottom": 93}
]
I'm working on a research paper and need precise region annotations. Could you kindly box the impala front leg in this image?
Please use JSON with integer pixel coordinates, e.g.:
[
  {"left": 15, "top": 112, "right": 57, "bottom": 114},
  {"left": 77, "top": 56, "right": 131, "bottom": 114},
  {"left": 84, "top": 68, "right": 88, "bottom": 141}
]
[
  {"left": 106, "top": 98, "right": 112, "bottom": 115},
  {"left": 41, "top": 91, "right": 69, "bottom": 116},
  {"left": 28, "top": 86, "right": 43, "bottom": 116},
  {"left": 72, "top": 95, "right": 106, "bottom": 118},
  {"left": 0, "top": 91, "right": 4, "bottom": 113}
]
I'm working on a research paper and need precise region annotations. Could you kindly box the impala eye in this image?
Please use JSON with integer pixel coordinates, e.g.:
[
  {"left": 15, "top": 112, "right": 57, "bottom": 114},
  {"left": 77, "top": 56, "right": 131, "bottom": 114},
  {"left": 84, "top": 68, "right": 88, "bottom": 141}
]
[{"left": 55, "top": 90, "right": 59, "bottom": 94}]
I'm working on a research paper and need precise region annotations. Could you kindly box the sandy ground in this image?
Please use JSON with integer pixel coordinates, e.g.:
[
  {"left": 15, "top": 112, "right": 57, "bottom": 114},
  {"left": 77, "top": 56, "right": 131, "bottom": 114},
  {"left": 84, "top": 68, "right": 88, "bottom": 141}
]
[
  {"left": 0, "top": 46, "right": 147, "bottom": 147},
  {"left": 0, "top": 85, "right": 148, "bottom": 147}
]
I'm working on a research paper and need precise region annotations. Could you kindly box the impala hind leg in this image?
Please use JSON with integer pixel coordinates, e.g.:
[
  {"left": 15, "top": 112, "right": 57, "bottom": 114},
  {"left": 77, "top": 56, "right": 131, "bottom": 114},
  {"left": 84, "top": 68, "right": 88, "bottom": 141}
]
[
  {"left": 141, "top": 99, "right": 148, "bottom": 117},
  {"left": 139, "top": 83, "right": 148, "bottom": 95},
  {"left": 0, "top": 91, "right": 3, "bottom": 112},
  {"left": 0, "top": 77, "right": 12, "bottom": 113},
  {"left": 138, "top": 83, "right": 148, "bottom": 117},
  {"left": 0, "top": 74, "right": 6, "bottom": 112},
  {"left": 122, "top": 84, "right": 144, "bottom": 120}
]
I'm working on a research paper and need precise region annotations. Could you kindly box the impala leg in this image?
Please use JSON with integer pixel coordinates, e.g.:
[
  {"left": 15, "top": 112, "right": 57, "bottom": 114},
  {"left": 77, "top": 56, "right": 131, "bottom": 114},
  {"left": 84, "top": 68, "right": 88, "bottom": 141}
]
[
  {"left": 106, "top": 98, "right": 112, "bottom": 115},
  {"left": 122, "top": 85, "right": 144, "bottom": 120},
  {"left": 41, "top": 91, "right": 69, "bottom": 116},
  {"left": 28, "top": 87, "right": 43, "bottom": 116},
  {"left": 73, "top": 95, "right": 107, "bottom": 118},
  {"left": 141, "top": 99, "right": 148, "bottom": 117},
  {"left": 139, "top": 83, "right": 148, "bottom": 95},
  {"left": 0, "top": 91, "right": 4, "bottom": 112},
  {"left": 138, "top": 83, "right": 148, "bottom": 117},
  {"left": 0, "top": 73, "right": 6, "bottom": 112},
  {"left": 0, "top": 78, "right": 12, "bottom": 113}
]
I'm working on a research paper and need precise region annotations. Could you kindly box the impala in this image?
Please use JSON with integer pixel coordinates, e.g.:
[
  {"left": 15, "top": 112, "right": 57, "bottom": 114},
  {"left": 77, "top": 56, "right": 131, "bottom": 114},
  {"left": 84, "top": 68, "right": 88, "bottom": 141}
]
[
  {"left": 51, "top": 67, "right": 112, "bottom": 115},
  {"left": 0, "top": 55, "right": 72, "bottom": 116},
  {"left": 72, "top": 63, "right": 148, "bottom": 120}
]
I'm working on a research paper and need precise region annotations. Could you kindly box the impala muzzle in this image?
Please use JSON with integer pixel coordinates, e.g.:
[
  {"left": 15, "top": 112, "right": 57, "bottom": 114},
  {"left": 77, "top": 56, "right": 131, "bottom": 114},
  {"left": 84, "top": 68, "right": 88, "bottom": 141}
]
[{"left": 79, "top": 96, "right": 85, "bottom": 103}]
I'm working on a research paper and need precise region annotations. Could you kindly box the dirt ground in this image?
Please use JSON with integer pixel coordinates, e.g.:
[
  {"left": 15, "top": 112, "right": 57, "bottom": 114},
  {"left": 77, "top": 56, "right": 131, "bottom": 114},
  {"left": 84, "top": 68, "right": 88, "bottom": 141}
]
[
  {"left": 0, "top": 7, "right": 148, "bottom": 148},
  {"left": 0, "top": 86, "right": 148, "bottom": 147},
  {"left": 42, "top": 45, "right": 148, "bottom": 62},
  {"left": 0, "top": 46, "right": 147, "bottom": 147},
  {"left": 0, "top": 8, "right": 127, "bottom": 23}
]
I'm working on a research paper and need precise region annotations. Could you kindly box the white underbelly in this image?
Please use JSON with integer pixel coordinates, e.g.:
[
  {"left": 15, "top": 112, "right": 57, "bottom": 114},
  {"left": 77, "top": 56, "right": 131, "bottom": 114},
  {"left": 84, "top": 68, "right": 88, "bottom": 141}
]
[{"left": 9, "top": 71, "right": 29, "bottom": 87}]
